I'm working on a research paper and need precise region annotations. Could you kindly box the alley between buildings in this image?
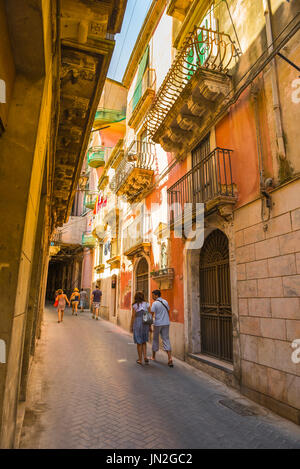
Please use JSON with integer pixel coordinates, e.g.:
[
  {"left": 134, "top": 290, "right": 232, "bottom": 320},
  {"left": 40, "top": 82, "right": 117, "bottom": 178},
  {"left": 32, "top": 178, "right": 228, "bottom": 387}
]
[{"left": 19, "top": 307, "right": 300, "bottom": 450}]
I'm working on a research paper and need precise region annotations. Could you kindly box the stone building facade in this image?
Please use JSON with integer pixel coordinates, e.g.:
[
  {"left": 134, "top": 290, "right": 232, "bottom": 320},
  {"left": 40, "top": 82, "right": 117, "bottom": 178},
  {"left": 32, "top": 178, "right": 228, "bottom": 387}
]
[
  {"left": 89, "top": 0, "right": 300, "bottom": 424},
  {"left": 0, "top": 0, "right": 126, "bottom": 448}
]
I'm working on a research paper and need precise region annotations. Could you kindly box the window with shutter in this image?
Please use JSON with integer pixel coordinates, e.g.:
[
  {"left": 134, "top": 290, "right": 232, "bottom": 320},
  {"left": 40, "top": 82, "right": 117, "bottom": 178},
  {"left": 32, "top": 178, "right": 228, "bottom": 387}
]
[{"left": 132, "top": 45, "right": 149, "bottom": 110}]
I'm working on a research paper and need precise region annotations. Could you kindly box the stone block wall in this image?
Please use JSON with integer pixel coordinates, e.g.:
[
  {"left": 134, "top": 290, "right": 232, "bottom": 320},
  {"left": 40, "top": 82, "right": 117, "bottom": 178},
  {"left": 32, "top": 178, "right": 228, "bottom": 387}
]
[{"left": 234, "top": 178, "right": 300, "bottom": 423}]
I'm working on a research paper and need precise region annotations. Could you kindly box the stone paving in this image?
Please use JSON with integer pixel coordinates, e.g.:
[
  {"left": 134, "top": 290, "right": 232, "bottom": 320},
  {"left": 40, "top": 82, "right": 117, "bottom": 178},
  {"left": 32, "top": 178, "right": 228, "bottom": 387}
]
[{"left": 20, "top": 306, "right": 300, "bottom": 449}]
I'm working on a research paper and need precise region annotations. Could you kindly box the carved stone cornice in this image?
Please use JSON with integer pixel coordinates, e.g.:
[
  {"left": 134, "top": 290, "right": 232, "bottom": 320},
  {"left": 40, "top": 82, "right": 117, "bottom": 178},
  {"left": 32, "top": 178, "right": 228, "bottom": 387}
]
[
  {"left": 51, "top": 0, "right": 127, "bottom": 228},
  {"left": 166, "top": 0, "right": 193, "bottom": 22},
  {"left": 124, "top": 242, "right": 151, "bottom": 261}
]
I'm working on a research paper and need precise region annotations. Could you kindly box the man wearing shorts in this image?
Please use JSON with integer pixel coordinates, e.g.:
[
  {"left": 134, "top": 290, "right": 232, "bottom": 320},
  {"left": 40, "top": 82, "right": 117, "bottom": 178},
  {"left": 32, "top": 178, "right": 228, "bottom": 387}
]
[
  {"left": 91, "top": 285, "right": 102, "bottom": 320},
  {"left": 151, "top": 289, "right": 173, "bottom": 367}
]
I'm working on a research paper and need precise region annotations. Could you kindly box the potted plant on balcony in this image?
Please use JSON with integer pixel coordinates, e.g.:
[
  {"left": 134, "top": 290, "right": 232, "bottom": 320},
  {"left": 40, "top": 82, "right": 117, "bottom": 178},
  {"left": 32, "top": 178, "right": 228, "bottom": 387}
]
[{"left": 150, "top": 270, "right": 159, "bottom": 278}]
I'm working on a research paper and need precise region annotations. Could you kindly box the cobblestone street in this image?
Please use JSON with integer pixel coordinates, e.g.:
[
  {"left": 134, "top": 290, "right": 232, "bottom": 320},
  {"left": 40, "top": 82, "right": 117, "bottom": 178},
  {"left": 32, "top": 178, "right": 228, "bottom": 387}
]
[{"left": 20, "top": 306, "right": 300, "bottom": 449}]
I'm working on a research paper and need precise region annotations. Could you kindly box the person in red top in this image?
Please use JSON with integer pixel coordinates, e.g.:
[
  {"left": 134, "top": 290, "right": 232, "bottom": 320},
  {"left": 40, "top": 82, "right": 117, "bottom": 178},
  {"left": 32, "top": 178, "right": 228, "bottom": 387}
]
[{"left": 91, "top": 285, "right": 102, "bottom": 320}]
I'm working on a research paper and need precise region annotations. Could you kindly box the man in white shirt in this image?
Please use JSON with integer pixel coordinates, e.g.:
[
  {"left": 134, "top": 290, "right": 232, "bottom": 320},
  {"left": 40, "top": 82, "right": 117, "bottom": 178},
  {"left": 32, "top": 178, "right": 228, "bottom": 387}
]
[{"left": 151, "top": 289, "right": 173, "bottom": 367}]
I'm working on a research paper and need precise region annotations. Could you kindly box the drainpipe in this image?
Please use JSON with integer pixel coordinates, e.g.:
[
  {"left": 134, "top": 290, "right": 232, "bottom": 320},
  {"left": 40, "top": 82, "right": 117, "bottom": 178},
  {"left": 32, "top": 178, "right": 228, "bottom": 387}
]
[
  {"left": 252, "top": 84, "right": 265, "bottom": 188},
  {"left": 262, "top": 0, "right": 286, "bottom": 161}
]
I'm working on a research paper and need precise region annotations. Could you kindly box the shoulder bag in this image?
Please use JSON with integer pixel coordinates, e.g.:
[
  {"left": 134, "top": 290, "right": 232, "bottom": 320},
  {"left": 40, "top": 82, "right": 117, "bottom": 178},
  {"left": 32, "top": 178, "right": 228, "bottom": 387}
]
[
  {"left": 142, "top": 309, "right": 153, "bottom": 326},
  {"left": 156, "top": 299, "right": 169, "bottom": 315}
]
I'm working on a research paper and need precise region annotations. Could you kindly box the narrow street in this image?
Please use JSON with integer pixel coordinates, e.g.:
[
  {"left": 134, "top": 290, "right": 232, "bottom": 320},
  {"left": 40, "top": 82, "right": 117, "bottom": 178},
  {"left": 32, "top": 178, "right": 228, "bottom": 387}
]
[{"left": 20, "top": 307, "right": 300, "bottom": 450}]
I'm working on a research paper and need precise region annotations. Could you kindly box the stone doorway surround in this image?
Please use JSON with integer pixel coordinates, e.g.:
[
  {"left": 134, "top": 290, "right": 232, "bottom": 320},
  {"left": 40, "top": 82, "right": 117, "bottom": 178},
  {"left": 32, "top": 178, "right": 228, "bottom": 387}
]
[{"left": 183, "top": 216, "right": 241, "bottom": 389}]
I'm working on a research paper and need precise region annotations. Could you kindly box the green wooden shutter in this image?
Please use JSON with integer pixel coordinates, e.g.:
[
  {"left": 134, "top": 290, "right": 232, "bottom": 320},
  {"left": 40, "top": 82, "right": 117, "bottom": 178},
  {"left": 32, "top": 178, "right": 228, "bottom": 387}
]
[
  {"left": 132, "top": 46, "right": 149, "bottom": 110},
  {"left": 187, "top": 17, "right": 210, "bottom": 81}
]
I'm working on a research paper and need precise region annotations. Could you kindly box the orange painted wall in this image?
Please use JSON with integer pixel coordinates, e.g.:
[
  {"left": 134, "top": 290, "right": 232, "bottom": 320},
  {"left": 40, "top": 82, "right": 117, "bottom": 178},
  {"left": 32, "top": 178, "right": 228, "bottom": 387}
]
[
  {"left": 96, "top": 123, "right": 126, "bottom": 179},
  {"left": 100, "top": 123, "right": 125, "bottom": 148},
  {"left": 143, "top": 153, "right": 187, "bottom": 324},
  {"left": 120, "top": 267, "right": 132, "bottom": 309},
  {"left": 216, "top": 88, "right": 261, "bottom": 207}
]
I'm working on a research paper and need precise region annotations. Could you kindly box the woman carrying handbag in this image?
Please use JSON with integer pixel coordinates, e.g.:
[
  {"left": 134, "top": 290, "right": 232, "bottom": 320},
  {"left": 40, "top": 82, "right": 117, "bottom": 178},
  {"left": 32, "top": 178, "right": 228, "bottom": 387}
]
[{"left": 130, "top": 291, "right": 152, "bottom": 366}]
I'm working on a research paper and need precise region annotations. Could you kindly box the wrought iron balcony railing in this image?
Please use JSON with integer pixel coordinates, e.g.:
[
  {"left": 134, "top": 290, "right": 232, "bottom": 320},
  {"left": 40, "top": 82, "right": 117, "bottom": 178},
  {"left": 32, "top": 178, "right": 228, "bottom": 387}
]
[
  {"left": 82, "top": 231, "right": 96, "bottom": 247},
  {"left": 87, "top": 146, "right": 112, "bottom": 168},
  {"left": 122, "top": 213, "right": 152, "bottom": 256},
  {"left": 167, "top": 148, "right": 235, "bottom": 222},
  {"left": 84, "top": 193, "right": 97, "bottom": 210},
  {"left": 94, "top": 107, "right": 126, "bottom": 125},
  {"left": 110, "top": 140, "right": 156, "bottom": 201},
  {"left": 127, "top": 68, "right": 156, "bottom": 126},
  {"left": 92, "top": 210, "right": 106, "bottom": 241},
  {"left": 51, "top": 231, "right": 62, "bottom": 246},
  {"left": 146, "top": 25, "right": 240, "bottom": 139}
]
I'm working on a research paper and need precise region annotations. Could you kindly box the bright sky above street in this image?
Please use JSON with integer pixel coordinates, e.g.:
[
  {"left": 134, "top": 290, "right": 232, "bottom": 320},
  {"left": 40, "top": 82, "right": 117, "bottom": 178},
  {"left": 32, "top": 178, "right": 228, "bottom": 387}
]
[{"left": 107, "top": 0, "right": 153, "bottom": 83}]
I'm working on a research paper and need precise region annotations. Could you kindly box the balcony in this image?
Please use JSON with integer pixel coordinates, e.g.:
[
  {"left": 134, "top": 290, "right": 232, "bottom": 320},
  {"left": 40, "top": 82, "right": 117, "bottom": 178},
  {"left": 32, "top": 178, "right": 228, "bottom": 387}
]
[
  {"left": 92, "top": 210, "right": 107, "bottom": 242},
  {"left": 82, "top": 232, "right": 96, "bottom": 248},
  {"left": 146, "top": 26, "right": 240, "bottom": 158},
  {"left": 84, "top": 193, "right": 97, "bottom": 210},
  {"left": 103, "top": 197, "right": 119, "bottom": 236},
  {"left": 150, "top": 267, "right": 174, "bottom": 289},
  {"left": 108, "top": 139, "right": 125, "bottom": 170},
  {"left": 167, "top": 148, "right": 237, "bottom": 222},
  {"left": 50, "top": 232, "right": 61, "bottom": 256},
  {"left": 51, "top": 217, "right": 87, "bottom": 246},
  {"left": 87, "top": 146, "right": 112, "bottom": 168},
  {"left": 106, "top": 239, "right": 121, "bottom": 270},
  {"left": 127, "top": 68, "right": 156, "bottom": 130},
  {"left": 51, "top": 232, "right": 62, "bottom": 246},
  {"left": 94, "top": 264, "right": 105, "bottom": 274},
  {"left": 94, "top": 108, "right": 126, "bottom": 126},
  {"left": 110, "top": 140, "right": 156, "bottom": 203},
  {"left": 122, "top": 213, "right": 151, "bottom": 260}
]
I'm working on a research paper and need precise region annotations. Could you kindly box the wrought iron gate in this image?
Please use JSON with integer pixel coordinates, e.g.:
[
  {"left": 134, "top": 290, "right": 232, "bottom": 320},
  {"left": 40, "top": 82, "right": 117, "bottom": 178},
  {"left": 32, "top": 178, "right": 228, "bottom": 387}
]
[
  {"left": 200, "top": 230, "right": 233, "bottom": 362},
  {"left": 136, "top": 257, "right": 149, "bottom": 301}
]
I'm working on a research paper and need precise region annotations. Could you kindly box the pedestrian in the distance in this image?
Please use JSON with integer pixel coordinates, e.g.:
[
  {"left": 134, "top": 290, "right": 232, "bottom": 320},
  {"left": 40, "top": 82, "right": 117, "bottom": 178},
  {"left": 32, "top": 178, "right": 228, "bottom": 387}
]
[
  {"left": 79, "top": 288, "right": 87, "bottom": 312},
  {"left": 91, "top": 285, "right": 102, "bottom": 320},
  {"left": 55, "top": 289, "right": 70, "bottom": 323},
  {"left": 130, "top": 291, "right": 152, "bottom": 366},
  {"left": 151, "top": 289, "right": 173, "bottom": 367},
  {"left": 70, "top": 288, "right": 80, "bottom": 315}
]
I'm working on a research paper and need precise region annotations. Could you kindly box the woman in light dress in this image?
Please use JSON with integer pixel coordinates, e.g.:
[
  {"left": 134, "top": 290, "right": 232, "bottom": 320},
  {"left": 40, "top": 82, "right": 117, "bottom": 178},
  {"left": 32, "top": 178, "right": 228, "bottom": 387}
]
[
  {"left": 130, "top": 291, "right": 152, "bottom": 365},
  {"left": 56, "top": 289, "right": 70, "bottom": 323}
]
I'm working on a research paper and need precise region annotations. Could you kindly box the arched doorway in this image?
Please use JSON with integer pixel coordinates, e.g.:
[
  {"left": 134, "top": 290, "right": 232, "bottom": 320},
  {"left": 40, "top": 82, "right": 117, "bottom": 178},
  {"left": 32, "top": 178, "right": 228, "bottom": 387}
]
[
  {"left": 135, "top": 257, "right": 149, "bottom": 301},
  {"left": 200, "top": 229, "right": 233, "bottom": 362}
]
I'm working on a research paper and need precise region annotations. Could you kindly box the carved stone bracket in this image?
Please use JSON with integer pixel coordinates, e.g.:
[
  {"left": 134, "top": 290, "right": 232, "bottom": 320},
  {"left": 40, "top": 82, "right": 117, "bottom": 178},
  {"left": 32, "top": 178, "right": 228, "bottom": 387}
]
[
  {"left": 206, "top": 195, "right": 237, "bottom": 222},
  {"left": 124, "top": 242, "right": 151, "bottom": 261},
  {"left": 94, "top": 264, "right": 105, "bottom": 274},
  {"left": 106, "top": 256, "right": 121, "bottom": 270}
]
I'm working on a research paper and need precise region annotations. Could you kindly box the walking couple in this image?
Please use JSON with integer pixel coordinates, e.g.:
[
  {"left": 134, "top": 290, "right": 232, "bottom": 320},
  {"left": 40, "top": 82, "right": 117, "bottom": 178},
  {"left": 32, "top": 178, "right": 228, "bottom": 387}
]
[{"left": 130, "top": 289, "right": 173, "bottom": 367}]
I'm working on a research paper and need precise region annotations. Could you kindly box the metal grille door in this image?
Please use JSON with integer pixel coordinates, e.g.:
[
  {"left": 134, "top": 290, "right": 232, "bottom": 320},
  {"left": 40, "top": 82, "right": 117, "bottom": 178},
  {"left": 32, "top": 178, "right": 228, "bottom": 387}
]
[
  {"left": 192, "top": 134, "right": 210, "bottom": 167},
  {"left": 200, "top": 230, "right": 233, "bottom": 362},
  {"left": 136, "top": 257, "right": 149, "bottom": 301},
  {"left": 192, "top": 134, "right": 210, "bottom": 204}
]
